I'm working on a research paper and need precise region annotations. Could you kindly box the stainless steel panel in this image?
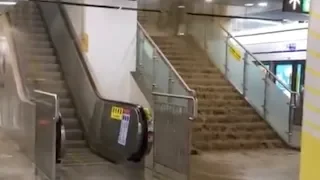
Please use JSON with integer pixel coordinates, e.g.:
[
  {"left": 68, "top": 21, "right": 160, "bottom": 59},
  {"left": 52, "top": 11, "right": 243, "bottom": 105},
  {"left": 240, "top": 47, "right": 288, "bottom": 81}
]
[
  {"left": 34, "top": 93, "right": 56, "bottom": 180},
  {"left": 152, "top": 93, "right": 193, "bottom": 180}
]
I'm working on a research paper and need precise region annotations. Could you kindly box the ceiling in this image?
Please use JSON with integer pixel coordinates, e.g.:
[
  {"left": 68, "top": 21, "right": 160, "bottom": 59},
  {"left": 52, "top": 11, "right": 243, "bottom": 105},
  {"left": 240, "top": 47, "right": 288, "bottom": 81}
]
[{"left": 195, "top": 0, "right": 309, "bottom": 21}]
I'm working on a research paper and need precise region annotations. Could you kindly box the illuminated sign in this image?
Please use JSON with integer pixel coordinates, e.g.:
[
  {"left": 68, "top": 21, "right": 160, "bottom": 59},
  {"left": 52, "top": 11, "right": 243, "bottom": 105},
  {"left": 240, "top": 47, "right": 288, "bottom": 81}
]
[{"left": 283, "top": 0, "right": 310, "bottom": 14}]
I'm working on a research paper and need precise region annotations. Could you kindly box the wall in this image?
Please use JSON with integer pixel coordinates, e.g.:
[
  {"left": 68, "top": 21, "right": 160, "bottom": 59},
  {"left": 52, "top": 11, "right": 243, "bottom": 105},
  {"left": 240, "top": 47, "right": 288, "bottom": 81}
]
[{"left": 64, "top": 0, "right": 150, "bottom": 107}]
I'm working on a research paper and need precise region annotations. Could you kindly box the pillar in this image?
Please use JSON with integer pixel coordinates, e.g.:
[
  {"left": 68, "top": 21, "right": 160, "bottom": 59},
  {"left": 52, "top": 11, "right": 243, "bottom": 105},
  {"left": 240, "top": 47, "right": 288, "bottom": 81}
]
[{"left": 300, "top": 0, "right": 320, "bottom": 179}]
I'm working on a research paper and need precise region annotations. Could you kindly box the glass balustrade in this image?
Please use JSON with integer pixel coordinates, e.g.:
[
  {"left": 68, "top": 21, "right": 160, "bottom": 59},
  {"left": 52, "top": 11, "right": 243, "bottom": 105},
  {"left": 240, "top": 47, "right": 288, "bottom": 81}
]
[{"left": 187, "top": 16, "right": 297, "bottom": 145}]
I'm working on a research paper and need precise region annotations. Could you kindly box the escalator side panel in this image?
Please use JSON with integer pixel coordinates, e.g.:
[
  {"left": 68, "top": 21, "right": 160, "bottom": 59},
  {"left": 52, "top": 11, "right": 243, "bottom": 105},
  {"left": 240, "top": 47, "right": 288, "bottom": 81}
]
[
  {"left": 37, "top": 2, "right": 151, "bottom": 163},
  {"left": 37, "top": 2, "right": 97, "bottom": 134}
]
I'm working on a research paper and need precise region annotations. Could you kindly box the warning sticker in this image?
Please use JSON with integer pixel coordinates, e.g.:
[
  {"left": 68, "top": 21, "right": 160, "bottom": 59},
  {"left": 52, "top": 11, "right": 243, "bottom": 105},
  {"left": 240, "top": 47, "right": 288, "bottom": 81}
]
[
  {"left": 118, "top": 109, "right": 130, "bottom": 146},
  {"left": 111, "top": 106, "right": 123, "bottom": 120},
  {"left": 229, "top": 45, "right": 242, "bottom": 61}
]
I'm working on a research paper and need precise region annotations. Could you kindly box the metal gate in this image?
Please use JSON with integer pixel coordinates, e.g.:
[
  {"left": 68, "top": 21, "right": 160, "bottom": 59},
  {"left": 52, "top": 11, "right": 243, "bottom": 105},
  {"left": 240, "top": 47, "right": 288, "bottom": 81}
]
[{"left": 152, "top": 92, "right": 196, "bottom": 180}]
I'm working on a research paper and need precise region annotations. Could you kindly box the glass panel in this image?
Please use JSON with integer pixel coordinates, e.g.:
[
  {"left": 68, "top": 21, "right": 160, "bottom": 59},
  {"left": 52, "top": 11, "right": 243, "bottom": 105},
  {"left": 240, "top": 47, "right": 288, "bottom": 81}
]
[
  {"left": 154, "top": 52, "right": 170, "bottom": 93},
  {"left": 265, "top": 78, "right": 290, "bottom": 141},
  {"left": 140, "top": 38, "right": 155, "bottom": 90},
  {"left": 225, "top": 41, "right": 244, "bottom": 93},
  {"left": 245, "top": 59, "right": 266, "bottom": 116},
  {"left": 275, "top": 64, "right": 292, "bottom": 98}
]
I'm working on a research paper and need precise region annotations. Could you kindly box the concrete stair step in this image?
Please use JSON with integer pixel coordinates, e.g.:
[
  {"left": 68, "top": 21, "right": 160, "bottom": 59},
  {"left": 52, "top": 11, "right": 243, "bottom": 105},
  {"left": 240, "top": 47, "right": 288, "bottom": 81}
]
[
  {"left": 193, "top": 139, "right": 284, "bottom": 151},
  {"left": 63, "top": 118, "right": 81, "bottom": 129},
  {"left": 193, "top": 121, "right": 269, "bottom": 132},
  {"left": 178, "top": 72, "right": 224, "bottom": 80},
  {"left": 27, "top": 77, "right": 65, "bottom": 86},
  {"left": 29, "top": 55, "right": 57, "bottom": 64},
  {"left": 196, "top": 92, "right": 242, "bottom": 100},
  {"left": 66, "top": 129, "right": 84, "bottom": 141},
  {"left": 192, "top": 85, "right": 235, "bottom": 93},
  {"left": 175, "top": 66, "right": 220, "bottom": 74},
  {"left": 27, "top": 47, "right": 54, "bottom": 56},
  {"left": 29, "top": 41, "right": 51, "bottom": 48},
  {"left": 198, "top": 99, "right": 247, "bottom": 108},
  {"left": 60, "top": 107, "right": 76, "bottom": 118},
  {"left": 65, "top": 140, "right": 86, "bottom": 149},
  {"left": 28, "top": 71, "right": 62, "bottom": 80},
  {"left": 185, "top": 79, "right": 230, "bottom": 86},
  {"left": 193, "top": 130, "right": 277, "bottom": 142},
  {"left": 198, "top": 106, "right": 256, "bottom": 115},
  {"left": 197, "top": 114, "right": 262, "bottom": 123}
]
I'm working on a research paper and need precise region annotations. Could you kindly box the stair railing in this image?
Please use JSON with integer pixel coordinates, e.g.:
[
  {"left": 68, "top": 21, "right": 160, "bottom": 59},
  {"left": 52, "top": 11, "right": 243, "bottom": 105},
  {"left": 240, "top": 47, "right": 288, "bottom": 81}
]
[
  {"left": 137, "top": 21, "right": 198, "bottom": 120},
  {"left": 186, "top": 16, "right": 299, "bottom": 147}
]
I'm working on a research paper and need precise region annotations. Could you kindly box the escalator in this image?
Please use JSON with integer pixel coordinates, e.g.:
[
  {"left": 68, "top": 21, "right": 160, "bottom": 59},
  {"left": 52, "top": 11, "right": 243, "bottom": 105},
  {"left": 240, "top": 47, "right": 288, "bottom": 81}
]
[{"left": 4, "top": 1, "right": 152, "bottom": 179}]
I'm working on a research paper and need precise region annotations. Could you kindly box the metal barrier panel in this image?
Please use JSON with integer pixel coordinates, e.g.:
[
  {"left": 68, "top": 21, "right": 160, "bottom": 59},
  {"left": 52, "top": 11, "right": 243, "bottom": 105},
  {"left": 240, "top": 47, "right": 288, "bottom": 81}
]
[
  {"left": 153, "top": 95, "right": 192, "bottom": 180},
  {"left": 34, "top": 94, "right": 56, "bottom": 180}
]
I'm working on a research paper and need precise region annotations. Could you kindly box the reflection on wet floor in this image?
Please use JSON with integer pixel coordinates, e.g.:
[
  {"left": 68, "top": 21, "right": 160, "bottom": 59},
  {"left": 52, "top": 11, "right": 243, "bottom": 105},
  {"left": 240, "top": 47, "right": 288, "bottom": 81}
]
[
  {"left": 0, "top": 130, "right": 300, "bottom": 180},
  {"left": 191, "top": 149, "right": 300, "bottom": 180},
  {"left": 0, "top": 130, "right": 146, "bottom": 180}
]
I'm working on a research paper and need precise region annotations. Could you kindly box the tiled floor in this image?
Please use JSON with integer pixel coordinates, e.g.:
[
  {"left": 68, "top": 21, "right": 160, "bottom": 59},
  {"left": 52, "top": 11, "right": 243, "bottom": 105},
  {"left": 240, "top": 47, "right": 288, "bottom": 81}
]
[{"left": 191, "top": 149, "right": 300, "bottom": 180}]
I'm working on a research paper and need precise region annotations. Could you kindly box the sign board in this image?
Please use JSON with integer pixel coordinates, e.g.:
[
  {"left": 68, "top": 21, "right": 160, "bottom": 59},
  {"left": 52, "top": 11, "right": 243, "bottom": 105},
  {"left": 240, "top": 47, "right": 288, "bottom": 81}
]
[
  {"left": 228, "top": 45, "right": 242, "bottom": 61},
  {"left": 80, "top": 33, "right": 89, "bottom": 53},
  {"left": 283, "top": 0, "right": 310, "bottom": 14},
  {"left": 111, "top": 106, "right": 124, "bottom": 120}
]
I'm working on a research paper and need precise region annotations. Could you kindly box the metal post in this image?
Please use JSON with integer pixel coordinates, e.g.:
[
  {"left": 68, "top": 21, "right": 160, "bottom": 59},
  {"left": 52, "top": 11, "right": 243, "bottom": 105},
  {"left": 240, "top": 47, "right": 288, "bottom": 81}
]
[
  {"left": 263, "top": 71, "right": 269, "bottom": 120},
  {"left": 288, "top": 92, "right": 297, "bottom": 144},
  {"left": 152, "top": 49, "right": 157, "bottom": 92},
  {"left": 168, "top": 71, "right": 173, "bottom": 103},
  {"left": 242, "top": 52, "right": 248, "bottom": 96}
]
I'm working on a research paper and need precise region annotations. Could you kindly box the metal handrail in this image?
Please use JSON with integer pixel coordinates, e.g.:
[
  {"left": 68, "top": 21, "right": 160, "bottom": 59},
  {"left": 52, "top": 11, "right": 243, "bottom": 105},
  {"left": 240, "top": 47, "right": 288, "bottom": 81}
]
[
  {"left": 137, "top": 22, "right": 198, "bottom": 118},
  {"left": 219, "top": 24, "right": 298, "bottom": 96},
  {"left": 152, "top": 91, "right": 197, "bottom": 119},
  {"left": 34, "top": 89, "right": 60, "bottom": 119}
]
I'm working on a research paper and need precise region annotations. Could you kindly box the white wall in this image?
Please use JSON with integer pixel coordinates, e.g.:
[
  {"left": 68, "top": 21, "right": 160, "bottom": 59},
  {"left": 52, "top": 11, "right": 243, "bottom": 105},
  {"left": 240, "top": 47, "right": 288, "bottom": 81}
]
[{"left": 64, "top": 0, "right": 150, "bottom": 107}]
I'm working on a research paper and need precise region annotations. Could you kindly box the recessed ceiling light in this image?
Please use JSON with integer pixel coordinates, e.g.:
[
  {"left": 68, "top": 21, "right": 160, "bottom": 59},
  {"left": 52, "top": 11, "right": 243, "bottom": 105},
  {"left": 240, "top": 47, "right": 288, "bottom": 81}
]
[
  {"left": 244, "top": 3, "right": 254, "bottom": 7},
  {"left": 258, "top": 2, "right": 268, "bottom": 7},
  {"left": 205, "top": 0, "right": 213, "bottom": 3},
  {"left": 0, "top": 1, "right": 16, "bottom": 5}
]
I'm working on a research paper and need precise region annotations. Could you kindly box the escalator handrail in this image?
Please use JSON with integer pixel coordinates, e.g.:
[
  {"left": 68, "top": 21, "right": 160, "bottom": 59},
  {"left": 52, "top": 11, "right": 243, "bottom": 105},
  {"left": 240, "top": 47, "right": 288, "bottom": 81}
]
[{"left": 36, "top": 1, "right": 140, "bottom": 107}]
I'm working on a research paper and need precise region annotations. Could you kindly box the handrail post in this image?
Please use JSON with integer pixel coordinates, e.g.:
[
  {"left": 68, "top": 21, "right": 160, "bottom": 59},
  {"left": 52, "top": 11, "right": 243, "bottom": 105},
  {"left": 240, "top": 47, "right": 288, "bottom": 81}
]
[
  {"left": 152, "top": 49, "right": 157, "bottom": 91},
  {"left": 263, "top": 71, "right": 269, "bottom": 120},
  {"left": 242, "top": 52, "right": 248, "bottom": 96},
  {"left": 288, "top": 92, "right": 297, "bottom": 144}
]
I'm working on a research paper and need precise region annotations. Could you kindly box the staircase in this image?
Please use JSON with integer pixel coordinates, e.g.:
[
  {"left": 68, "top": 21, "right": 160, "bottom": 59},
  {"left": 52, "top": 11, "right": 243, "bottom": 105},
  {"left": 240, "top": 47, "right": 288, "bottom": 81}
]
[
  {"left": 149, "top": 35, "right": 285, "bottom": 151},
  {"left": 10, "top": 2, "right": 106, "bottom": 165}
]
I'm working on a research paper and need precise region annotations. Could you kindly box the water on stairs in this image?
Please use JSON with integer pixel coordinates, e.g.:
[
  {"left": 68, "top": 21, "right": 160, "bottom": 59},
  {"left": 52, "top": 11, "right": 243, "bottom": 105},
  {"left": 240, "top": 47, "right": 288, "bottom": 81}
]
[
  {"left": 138, "top": 12, "right": 286, "bottom": 151},
  {"left": 152, "top": 35, "right": 285, "bottom": 151}
]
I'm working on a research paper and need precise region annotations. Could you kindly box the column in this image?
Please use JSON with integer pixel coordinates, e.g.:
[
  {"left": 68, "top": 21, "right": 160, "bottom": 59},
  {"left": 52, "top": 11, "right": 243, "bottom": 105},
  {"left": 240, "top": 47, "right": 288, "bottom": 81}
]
[{"left": 300, "top": 0, "right": 320, "bottom": 179}]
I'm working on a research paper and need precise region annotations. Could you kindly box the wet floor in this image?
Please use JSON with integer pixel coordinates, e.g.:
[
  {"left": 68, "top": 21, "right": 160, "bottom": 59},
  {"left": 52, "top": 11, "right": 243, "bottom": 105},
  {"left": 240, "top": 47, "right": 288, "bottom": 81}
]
[
  {"left": 191, "top": 149, "right": 300, "bottom": 180},
  {"left": 0, "top": 130, "right": 300, "bottom": 180},
  {"left": 0, "top": 130, "right": 146, "bottom": 180}
]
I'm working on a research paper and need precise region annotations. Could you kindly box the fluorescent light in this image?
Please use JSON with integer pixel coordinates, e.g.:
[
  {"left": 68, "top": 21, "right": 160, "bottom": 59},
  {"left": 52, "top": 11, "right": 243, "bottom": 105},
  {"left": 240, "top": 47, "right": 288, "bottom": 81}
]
[
  {"left": 244, "top": 3, "right": 254, "bottom": 7},
  {"left": 258, "top": 2, "right": 268, "bottom": 7},
  {"left": 0, "top": 1, "right": 17, "bottom": 5},
  {"left": 205, "top": 0, "right": 213, "bottom": 3}
]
